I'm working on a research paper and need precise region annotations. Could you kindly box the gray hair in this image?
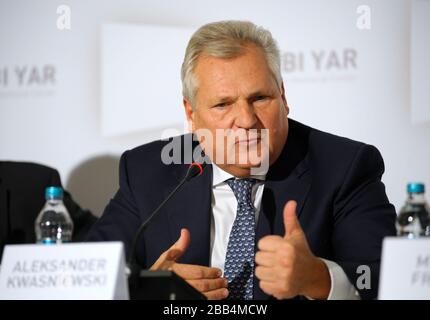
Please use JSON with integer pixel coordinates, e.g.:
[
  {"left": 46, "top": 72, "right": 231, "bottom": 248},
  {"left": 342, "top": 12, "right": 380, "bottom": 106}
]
[{"left": 181, "top": 20, "right": 282, "bottom": 108}]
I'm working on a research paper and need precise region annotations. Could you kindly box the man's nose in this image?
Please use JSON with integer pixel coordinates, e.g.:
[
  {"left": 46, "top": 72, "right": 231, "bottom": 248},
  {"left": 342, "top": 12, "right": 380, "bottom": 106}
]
[{"left": 234, "top": 101, "right": 257, "bottom": 129}]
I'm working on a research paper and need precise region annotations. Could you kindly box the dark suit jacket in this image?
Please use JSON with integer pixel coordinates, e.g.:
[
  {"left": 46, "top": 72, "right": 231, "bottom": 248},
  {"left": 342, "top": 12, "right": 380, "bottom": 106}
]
[
  {"left": 86, "top": 119, "right": 396, "bottom": 300},
  {"left": 0, "top": 161, "right": 97, "bottom": 259}
]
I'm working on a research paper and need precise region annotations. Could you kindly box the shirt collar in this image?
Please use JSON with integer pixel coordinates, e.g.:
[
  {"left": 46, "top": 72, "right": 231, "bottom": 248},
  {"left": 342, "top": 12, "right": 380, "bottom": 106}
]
[{"left": 211, "top": 162, "right": 266, "bottom": 187}]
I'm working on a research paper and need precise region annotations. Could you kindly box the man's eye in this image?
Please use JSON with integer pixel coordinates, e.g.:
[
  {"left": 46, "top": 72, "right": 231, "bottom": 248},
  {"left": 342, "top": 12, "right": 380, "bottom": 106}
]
[
  {"left": 255, "top": 95, "right": 268, "bottom": 101},
  {"left": 213, "top": 102, "right": 227, "bottom": 108}
]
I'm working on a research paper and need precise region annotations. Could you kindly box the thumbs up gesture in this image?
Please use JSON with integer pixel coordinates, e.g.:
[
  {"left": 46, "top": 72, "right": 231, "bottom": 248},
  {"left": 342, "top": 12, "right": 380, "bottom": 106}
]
[{"left": 255, "top": 201, "right": 331, "bottom": 300}]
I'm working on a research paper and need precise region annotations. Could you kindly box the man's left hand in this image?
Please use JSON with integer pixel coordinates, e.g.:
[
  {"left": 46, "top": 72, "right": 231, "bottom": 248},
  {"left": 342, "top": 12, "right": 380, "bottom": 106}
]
[{"left": 255, "top": 200, "right": 331, "bottom": 300}]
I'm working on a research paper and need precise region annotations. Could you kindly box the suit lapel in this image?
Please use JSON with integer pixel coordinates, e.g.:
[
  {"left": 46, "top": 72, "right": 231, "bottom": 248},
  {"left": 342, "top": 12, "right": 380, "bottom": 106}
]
[
  {"left": 253, "top": 119, "right": 312, "bottom": 299},
  {"left": 256, "top": 160, "right": 311, "bottom": 240},
  {"left": 166, "top": 142, "right": 213, "bottom": 267}
]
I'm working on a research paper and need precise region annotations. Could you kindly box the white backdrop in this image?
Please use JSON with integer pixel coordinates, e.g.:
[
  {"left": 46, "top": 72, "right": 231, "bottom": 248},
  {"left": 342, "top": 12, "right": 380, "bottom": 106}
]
[{"left": 0, "top": 0, "right": 429, "bottom": 216}]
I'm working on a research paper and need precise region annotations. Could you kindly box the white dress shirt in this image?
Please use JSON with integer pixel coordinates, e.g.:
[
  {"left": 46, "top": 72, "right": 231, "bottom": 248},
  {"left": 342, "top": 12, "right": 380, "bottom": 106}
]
[{"left": 209, "top": 163, "right": 360, "bottom": 300}]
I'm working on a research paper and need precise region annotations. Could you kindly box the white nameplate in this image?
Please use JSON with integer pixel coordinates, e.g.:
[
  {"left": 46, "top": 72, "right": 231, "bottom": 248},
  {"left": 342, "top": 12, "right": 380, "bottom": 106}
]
[
  {"left": 379, "top": 237, "right": 430, "bottom": 300},
  {"left": 0, "top": 242, "right": 129, "bottom": 300}
]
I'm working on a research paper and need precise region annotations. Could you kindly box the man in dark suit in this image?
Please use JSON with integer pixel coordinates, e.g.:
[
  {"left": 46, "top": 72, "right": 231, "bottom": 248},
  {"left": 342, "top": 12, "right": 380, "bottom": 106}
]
[
  {"left": 87, "top": 20, "right": 396, "bottom": 300},
  {"left": 0, "top": 161, "right": 97, "bottom": 259}
]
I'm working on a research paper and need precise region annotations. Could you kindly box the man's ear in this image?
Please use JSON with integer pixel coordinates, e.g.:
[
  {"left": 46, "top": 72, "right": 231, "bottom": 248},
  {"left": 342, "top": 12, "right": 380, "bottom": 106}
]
[
  {"left": 281, "top": 82, "right": 289, "bottom": 116},
  {"left": 183, "top": 98, "right": 195, "bottom": 132}
]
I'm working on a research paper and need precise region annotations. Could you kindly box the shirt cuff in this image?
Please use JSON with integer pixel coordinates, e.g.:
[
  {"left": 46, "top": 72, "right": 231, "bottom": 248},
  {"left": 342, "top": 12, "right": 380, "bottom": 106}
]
[{"left": 319, "top": 258, "right": 361, "bottom": 300}]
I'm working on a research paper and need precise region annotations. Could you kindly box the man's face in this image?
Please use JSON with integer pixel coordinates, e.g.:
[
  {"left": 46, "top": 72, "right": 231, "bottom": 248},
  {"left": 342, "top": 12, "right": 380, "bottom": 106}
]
[{"left": 184, "top": 44, "right": 289, "bottom": 177}]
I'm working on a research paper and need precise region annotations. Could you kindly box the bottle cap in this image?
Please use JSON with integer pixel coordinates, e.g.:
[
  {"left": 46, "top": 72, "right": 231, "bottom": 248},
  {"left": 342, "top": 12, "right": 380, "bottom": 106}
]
[
  {"left": 407, "top": 183, "right": 425, "bottom": 194},
  {"left": 45, "top": 186, "right": 63, "bottom": 200}
]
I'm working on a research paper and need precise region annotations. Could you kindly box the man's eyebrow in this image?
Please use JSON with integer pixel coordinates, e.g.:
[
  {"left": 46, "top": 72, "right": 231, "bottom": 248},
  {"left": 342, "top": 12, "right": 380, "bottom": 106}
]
[{"left": 217, "top": 96, "right": 234, "bottom": 102}]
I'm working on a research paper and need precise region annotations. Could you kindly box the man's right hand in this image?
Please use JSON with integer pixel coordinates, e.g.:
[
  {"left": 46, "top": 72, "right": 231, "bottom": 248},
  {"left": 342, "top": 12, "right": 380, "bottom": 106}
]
[{"left": 150, "top": 228, "right": 229, "bottom": 300}]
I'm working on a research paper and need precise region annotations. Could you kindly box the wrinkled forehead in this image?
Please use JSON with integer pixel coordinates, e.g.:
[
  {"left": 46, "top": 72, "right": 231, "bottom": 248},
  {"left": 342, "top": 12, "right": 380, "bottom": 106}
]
[{"left": 193, "top": 47, "right": 276, "bottom": 93}]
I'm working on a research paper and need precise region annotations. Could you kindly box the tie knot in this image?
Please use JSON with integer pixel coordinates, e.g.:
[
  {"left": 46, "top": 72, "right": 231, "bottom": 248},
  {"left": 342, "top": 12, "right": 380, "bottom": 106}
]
[{"left": 226, "top": 178, "right": 256, "bottom": 206}]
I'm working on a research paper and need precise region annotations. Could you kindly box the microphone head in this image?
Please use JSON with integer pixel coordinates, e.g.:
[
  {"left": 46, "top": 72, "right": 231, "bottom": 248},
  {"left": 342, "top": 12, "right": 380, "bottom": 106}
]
[{"left": 186, "top": 162, "right": 205, "bottom": 181}]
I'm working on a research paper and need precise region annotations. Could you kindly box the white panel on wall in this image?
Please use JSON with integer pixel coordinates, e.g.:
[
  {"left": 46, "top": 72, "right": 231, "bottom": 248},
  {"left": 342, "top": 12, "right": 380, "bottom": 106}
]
[
  {"left": 411, "top": 0, "right": 430, "bottom": 124},
  {"left": 101, "top": 24, "right": 194, "bottom": 137}
]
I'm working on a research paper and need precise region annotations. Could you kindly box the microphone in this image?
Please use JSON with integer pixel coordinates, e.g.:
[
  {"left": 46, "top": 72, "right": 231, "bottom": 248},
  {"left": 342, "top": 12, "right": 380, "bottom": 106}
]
[{"left": 127, "top": 158, "right": 206, "bottom": 276}]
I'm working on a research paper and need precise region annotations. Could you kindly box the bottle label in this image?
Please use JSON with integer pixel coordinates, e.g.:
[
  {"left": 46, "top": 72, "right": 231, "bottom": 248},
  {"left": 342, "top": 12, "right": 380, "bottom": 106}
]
[
  {"left": 38, "top": 239, "right": 71, "bottom": 245},
  {"left": 39, "top": 239, "right": 55, "bottom": 245}
]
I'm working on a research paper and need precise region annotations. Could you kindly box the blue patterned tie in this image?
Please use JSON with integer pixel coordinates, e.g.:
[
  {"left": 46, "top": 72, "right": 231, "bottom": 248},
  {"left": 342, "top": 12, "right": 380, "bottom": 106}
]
[{"left": 224, "top": 178, "right": 257, "bottom": 300}]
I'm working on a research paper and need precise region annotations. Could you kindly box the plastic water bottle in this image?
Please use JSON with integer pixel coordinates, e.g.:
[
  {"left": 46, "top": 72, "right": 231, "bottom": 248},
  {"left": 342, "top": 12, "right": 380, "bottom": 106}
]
[
  {"left": 35, "top": 186, "right": 74, "bottom": 244},
  {"left": 396, "top": 183, "right": 430, "bottom": 238}
]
